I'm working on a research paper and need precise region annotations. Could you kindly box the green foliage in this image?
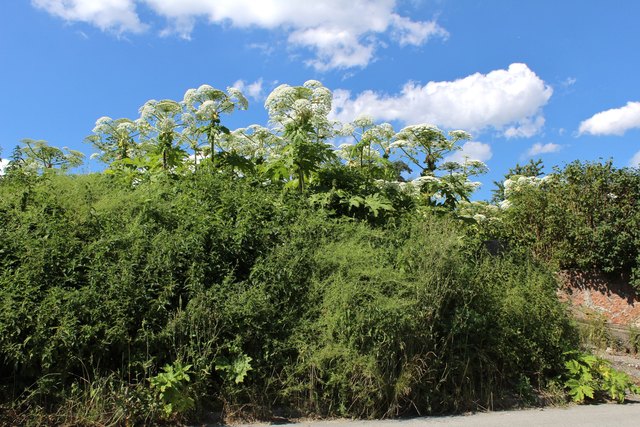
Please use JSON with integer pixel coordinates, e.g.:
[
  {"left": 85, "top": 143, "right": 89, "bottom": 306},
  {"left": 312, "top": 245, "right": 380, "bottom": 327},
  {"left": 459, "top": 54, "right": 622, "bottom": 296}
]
[
  {"left": 308, "top": 165, "right": 415, "bottom": 224},
  {"left": 564, "top": 354, "right": 597, "bottom": 402},
  {"left": 8, "top": 80, "right": 618, "bottom": 423},
  {"left": 215, "top": 353, "right": 253, "bottom": 384},
  {"left": 497, "top": 160, "right": 640, "bottom": 289},
  {"left": 629, "top": 326, "right": 640, "bottom": 354},
  {"left": 0, "top": 170, "right": 579, "bottom": 423},
  {"left": 150, "top": 361, "right": 195, "bottom": 418},
  {"left": 577, "top": 313, "right": 611, "bottom": 350},
  {"left": 563, "top": 352, "right": 640, "bottom": 403},
  {"left": 19, "top": 139, "right": 84, "bottom": 172},
  {"left": 273, "top": 218, "right": 576, "bottom": 417},
  {"left": 263, "top": 81, "right": 337, "bottom": 193},
  {"left": 491, "top": 158, "right": 544, "bottom": 203},
  {"left": 278, "top": 122, "right": 337, "bottom": 193}
]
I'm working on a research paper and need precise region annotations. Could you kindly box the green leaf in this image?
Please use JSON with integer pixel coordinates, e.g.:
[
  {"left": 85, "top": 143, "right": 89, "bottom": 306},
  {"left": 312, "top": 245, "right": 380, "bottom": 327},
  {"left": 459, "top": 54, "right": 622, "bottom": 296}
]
[
  {"left": 363, "top": 193, "right": 394, "bottom": 217},
  {"left": 215, "top": 353, "right": 253, "bottom": 384},
  {"left": 566, "top": 379, "right": 594, "bottom": 403}
]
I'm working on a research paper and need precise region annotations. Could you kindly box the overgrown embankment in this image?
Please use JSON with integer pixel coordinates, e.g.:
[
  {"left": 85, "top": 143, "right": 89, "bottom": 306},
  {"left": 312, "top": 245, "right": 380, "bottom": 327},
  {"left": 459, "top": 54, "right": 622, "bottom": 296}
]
[
  {"left": 2, "top": 80, "right": 638, "bottom": 424},
  {"left": 0, "top": 171, "right": 577, "bottom": 425}
]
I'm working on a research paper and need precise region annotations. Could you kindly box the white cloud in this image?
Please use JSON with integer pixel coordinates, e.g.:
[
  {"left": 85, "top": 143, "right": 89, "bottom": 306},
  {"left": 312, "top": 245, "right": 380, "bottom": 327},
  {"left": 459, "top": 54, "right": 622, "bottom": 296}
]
[
  {"left": 0, "top": 159, "right": 9, "bottom": 176},
  {"left": 331, "top": 63, "right": 552, "bottom": 137},
  {"left": 390, "top": 14, "right": 448, "bottom": 46},
  {"left": 526, "top": 142, "right": 561, "bottom": 157},
  {"left": 232, "top": 78, "right": 264, "bottom": 101},
  {"left": 33, "top": 0, "right": 447, "bottom": 70},
  {"left": 32, "top": 0, "right": 146, "bottom": 33},
  {"left": 504, "top": 116, "right": 546, "bottom": 138},
  {"left": 288, "top": 26, "right": 376, "bottom": 70},
  {"left": 579, "top": 101, "right": 640, "bottom": 136},
  {"left": 630, "top": 150, "right": 640, "bottom": 168},
  {"left": 443, "top": 141, "right": 492, "bottom": 163}
]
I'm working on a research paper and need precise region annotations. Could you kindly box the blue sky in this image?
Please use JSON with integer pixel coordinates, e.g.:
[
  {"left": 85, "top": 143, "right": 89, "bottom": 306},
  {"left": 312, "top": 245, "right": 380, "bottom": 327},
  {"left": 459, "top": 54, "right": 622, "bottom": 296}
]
[{"left": 1, "top": 0, "right": 639, "bottom": 200}]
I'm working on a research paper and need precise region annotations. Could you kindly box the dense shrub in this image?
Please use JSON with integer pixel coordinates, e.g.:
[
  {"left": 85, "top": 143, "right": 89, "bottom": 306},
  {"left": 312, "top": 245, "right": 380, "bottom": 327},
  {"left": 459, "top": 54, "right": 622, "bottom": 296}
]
[
  {"left": 275, "top": 219, "right": 575, "bottom": 416},
  {"left": 0, "top": 171, "right": 577, "bottom": 424},
  {"left": 497, "top": 161, "right": 640, "bottom": 288}
]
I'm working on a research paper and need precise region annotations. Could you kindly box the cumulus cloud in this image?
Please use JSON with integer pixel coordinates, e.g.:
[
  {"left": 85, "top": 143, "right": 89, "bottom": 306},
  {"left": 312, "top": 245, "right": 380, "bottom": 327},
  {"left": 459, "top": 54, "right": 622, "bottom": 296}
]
[
  {"left": 579, "top": 101, "right": 640, "bottom": 136},
  {"left": 504, "top": 116, "right": 546, "bottom": 138},
  {"left": 33, "top": 0, "right": 448, "bottom": 70},
  {"left": 630, "top": 150, "right": 640, "bottom": 168},
  {"left": 390, "top": 14, "right": 448, "bottom": 46},
  {"left": 331, "top": 63, "right": 552, "bottom": 137},
  {"left": 443, "top": 141, "right": 492, "bottom": 163},
  {"left": 232, "top": 78, "right": 264, "bottom": 101},
  {"left": 526, "top": 142, "right": 561, "bottom": 157},
  {"left": 32, "top": 0, "right": 146, "bottom": 33}
]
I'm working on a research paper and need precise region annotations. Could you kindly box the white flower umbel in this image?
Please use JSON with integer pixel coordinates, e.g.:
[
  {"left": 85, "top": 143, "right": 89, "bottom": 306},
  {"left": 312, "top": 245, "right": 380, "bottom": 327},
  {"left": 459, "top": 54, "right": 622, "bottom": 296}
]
[
  {"left": 181, "top": 84, "right": 248, "bottom": 163},
  {"left": 392, "top": 124, "right": 470, "bottom": 176},
  {"left": 265, "top": 80, "right": 334, "bottom": 140},
  {"left": 87, "top": 116, "right": 140, "bottom": 163}
]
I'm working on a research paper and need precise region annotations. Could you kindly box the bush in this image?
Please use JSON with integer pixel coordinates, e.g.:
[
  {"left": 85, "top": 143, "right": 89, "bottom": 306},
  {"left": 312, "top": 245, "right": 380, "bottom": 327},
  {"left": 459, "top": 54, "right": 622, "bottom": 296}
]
[
  {"left": 264, "top": 217, "right": 576, "bottom": 416},
  {"left": 0, "top": 171, "right": 578, "bottom": 423},
  {"left": 498, "top": 161, "right": 640, "bottom": 289}
]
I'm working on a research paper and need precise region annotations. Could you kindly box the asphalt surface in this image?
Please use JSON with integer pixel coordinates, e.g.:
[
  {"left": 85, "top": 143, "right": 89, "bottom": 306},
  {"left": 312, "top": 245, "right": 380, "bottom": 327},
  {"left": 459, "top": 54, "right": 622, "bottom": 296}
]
[{"left": 229, "top": 403, "right": 640, "bottom": 427}]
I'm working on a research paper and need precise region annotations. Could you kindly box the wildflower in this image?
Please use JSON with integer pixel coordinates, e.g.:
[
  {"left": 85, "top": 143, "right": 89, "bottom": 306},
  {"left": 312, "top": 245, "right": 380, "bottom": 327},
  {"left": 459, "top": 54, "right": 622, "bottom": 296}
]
[
  {"left": 95, "top": 116, "right": 112, "bottom": 126},
  {"left": 197, "top": 84, "right": 215, "bottom": 94},
  {"left": 198, "top": 100, "right": 217, "bottom": 117},
  {"left": 473, "top": 214, "right": 487, "bottom": 222},
  {"left": 116, "top": 121, "right": 135, "bottom": 133},
  {"left": 449, "top": 130, "right": 472, "bottom": 141},
  {"left": 499, "top": 199, "right": 512, "bottom": 209},
  {"left": 183, "top": 88, "right": 197, "bottom": 105}
]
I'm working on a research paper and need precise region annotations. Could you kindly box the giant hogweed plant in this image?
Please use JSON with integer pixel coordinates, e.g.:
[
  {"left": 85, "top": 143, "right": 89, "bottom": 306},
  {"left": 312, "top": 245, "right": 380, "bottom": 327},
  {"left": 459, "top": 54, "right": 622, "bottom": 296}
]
[
  {"left": 563, "top": 352, "right": 639, "bottom": 403},
  {"left": 78, "top": 80, "right": 489, "bottom": 208},
  {"left": 182, "top": 84, "right": 248, "bottom": 168},
  {"left": 149, "top": 361, "right": 195, "bottom": 419}
]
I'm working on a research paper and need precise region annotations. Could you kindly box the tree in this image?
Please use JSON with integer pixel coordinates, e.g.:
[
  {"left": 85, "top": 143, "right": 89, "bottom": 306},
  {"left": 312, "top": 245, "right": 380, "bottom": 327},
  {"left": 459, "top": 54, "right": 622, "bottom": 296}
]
[{"left": 498, "top": 160, "right": 640, "bottom": 289}]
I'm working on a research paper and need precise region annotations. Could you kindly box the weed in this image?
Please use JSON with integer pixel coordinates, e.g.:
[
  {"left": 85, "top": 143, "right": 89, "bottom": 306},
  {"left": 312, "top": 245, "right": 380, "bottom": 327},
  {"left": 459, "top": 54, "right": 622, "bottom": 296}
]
[
  {"left": 563, "top": 351, "right": 640, "bottom": 403},
  {"left": 149, "top": 361, "right": 195, "bottom": 419}
]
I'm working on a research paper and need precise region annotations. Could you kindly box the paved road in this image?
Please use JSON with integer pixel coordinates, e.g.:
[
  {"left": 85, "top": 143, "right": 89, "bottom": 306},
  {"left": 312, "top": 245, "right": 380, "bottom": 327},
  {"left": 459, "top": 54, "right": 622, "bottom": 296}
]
[{"left": 231, "top": 403, "right": 640, "bottom": 427}]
